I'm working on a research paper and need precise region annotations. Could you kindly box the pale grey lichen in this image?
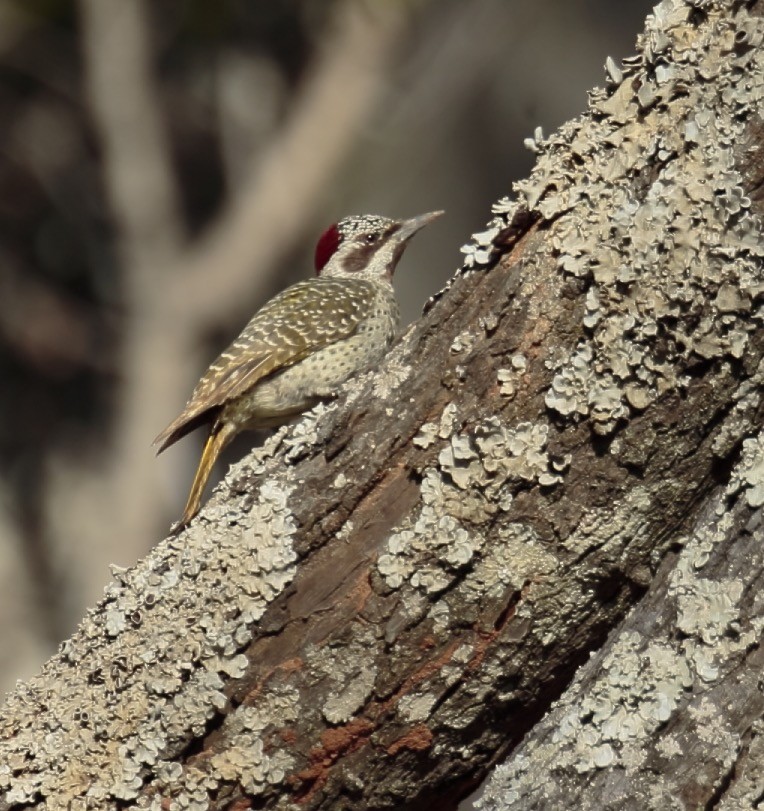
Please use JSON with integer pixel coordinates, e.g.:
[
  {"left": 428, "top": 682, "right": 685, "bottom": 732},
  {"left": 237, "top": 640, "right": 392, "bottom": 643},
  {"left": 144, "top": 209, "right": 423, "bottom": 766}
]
[
  {"left": 413, "top": 403, "right": 460, "bottom": 451},
  {"left": 438, "top": 402, "right": 459, "bottom": 437},
  {"left": 0, "top": 468, "right": 299, "bottom": 807},
  {"left": 309, "top": 639, "right": 378, "bottom": 725},
  {"left": 413, "top": 421, "right": 439, "bottom": 449},
  {"left": 461, "top": 219, "right": 505, "bottom": 268},
  {"left": 398, "top": 691, "right": 439, "bottom": 723},
  {"left": 497, "top": 369, "right": 515, "bottom": 397},
  {"left": 545, "top": 344, "right": 594, "bottom": 418},
  {"left": 673, "top": 576, "right": 742, "bottom": 644},
  {"left": 588, "top": 380, "right": 629, "bottom": 435},
  {"left": 510, "top": 353, "right": 527, "bottom": 372},
  {"left": 381, "top": 398, "right": 565, "bottom": 619},
  {"left": 378, "top": 474, "right": 483, "bottom": 593},
  {"left": 437, "top": 417, "right": 564, "bottom": 496},
  {"left": 186, "top": 686, "right": 298, "bottom": 794},
  {"left": 480, "top": 312, "right": 500, "bottom": 335},
  {"left": 461, "top": 0, "right": 764, "bottom": 444},
  {"left": 727, "top": 433, "right": 764, "bottom": 508},
  {"left": 477, "top": 419, "right": 764, "bottom": 807},
  {"left": 450, "top": 329, "right": 478, "bottom": 355},
  {"left": 367, "top": 355, "right": 413, "bottom": 404},
  {"left": 604, "top": 55, "right": 623, "bottom": 86},
  {"left": 427, "top": 599, "right": 451, "bottom": 633},
  {"left": 524, "top": 125, "right": 546, "bottom": 154},
  {"left": 464, "top": 522, "right": 558, "bottom": 600},
  {"left": 280, "top": 401, "right": 330, "bottom": 461}
]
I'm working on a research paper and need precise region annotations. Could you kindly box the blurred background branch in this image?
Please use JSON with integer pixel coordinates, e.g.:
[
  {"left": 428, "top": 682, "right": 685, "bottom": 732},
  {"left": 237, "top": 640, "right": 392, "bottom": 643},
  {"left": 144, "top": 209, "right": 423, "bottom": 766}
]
[
  {"left": 0, "top": 0, "right": 652, "bottom": 694},
  {"left": 179, "top": 2, "right": 406, "bottom": 330},
  {"left": 81, "top": 0, "right": 185, "bottom": 267}
]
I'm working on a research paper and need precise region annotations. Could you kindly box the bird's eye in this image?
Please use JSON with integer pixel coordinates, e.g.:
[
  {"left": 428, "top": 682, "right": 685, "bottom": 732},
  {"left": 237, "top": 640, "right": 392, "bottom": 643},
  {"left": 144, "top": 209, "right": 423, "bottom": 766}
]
[{"left": 364, "top": 232, "right": 379, "bottom": 244}]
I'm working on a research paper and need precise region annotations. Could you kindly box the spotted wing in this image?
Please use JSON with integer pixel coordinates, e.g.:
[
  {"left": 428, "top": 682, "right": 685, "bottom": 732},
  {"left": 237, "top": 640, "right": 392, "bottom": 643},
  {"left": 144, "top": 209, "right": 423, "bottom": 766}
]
[{"left": 154, "top": 279, "right": 372, "bottom": 451}]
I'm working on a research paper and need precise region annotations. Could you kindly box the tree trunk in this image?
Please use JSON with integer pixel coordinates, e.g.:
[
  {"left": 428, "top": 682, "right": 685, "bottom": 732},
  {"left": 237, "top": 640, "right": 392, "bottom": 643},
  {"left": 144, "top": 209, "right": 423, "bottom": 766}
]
[{"left": 2, "top": 0, "right": 763, "bottom": 809}]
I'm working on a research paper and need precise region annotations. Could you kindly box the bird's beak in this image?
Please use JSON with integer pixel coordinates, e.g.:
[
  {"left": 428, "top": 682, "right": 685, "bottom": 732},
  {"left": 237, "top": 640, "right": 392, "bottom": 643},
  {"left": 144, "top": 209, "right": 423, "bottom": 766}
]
[{"left": 396, "top": 210, "right": 445, "bottom": 242}]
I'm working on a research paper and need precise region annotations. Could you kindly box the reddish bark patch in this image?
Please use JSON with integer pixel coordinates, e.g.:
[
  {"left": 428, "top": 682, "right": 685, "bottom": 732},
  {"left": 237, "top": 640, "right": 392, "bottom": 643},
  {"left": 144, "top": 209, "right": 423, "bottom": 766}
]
[
  {"left": 318, "top": 718, "right": 374, "bottom": 758},
  {"left": 386, "top": 724, "right": 434, "bottom": 756},
  {"left": 291, "top": 718, "right": 375, "bottom": 803},
  {"left": 347, "top": 569, "right": 373, "bottom": 614}
]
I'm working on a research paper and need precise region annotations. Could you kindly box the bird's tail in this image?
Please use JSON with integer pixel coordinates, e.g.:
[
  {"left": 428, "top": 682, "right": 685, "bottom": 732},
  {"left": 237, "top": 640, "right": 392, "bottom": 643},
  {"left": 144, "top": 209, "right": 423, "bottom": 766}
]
[{"left": 180, "top": 421, "right": 236, "bottom": 527}]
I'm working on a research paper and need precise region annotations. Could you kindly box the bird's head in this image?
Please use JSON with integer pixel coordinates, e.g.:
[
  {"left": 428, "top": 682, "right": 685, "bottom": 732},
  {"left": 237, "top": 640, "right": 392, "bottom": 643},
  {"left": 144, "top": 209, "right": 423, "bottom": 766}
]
[{"left": 314, "top": 211, "right": 443, "bottom": 281}]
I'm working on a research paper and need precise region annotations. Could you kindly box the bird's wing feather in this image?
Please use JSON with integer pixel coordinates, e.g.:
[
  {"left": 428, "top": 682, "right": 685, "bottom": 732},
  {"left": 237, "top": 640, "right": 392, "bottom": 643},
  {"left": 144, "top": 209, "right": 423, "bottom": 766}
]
[{"left": 154, "top": 279, "right": 372, "bottom": 451}]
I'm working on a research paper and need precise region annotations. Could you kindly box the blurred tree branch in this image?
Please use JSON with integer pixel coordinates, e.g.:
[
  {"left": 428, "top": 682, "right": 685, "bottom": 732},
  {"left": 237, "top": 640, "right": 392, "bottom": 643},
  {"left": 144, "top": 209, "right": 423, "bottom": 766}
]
[
  {"left": 81, "top": 0, "right": 185, "bottom": 267},
  {"left": 178, "top": 3, "right": 406, "bottom": 331}
]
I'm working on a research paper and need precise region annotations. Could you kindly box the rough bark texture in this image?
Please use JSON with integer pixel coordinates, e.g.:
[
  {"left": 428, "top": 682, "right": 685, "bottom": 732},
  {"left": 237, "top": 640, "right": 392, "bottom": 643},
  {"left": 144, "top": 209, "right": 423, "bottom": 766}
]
[
  {"left": 2, "top": 0, "right": 763, "bottom": 809},
  {"left": 476, "top": 446, "right": 764, "bottom": 810}
]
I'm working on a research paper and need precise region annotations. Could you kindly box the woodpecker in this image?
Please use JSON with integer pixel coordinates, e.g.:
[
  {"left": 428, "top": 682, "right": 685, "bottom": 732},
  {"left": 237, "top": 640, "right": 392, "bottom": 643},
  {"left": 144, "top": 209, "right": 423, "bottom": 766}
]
[{"left": 155, "top": 210, "right": 443, "bottom": 526}]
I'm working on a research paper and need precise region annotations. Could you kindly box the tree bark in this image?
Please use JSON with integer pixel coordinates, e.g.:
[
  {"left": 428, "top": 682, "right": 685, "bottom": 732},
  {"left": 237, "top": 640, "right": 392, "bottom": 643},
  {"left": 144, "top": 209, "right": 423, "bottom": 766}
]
[
  {"left": 476, "top": 444, "right": 764, "bottom": 810},
  {"left": 2, "top": 0, "right": 763, "bottom": 809}
]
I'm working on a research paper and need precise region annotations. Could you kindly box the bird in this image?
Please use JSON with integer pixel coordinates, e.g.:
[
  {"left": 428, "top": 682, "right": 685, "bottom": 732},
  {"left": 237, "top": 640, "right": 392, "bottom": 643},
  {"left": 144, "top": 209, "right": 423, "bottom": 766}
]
[{"left": 154, "top": 210, "right": 444, "bottom": 527}]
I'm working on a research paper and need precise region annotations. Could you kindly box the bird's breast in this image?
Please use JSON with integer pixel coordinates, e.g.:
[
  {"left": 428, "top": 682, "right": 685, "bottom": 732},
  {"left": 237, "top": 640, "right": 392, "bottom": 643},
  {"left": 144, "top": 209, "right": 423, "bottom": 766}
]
[{"left": 225, "top": 283, "right": 399, "bottom": 430}]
